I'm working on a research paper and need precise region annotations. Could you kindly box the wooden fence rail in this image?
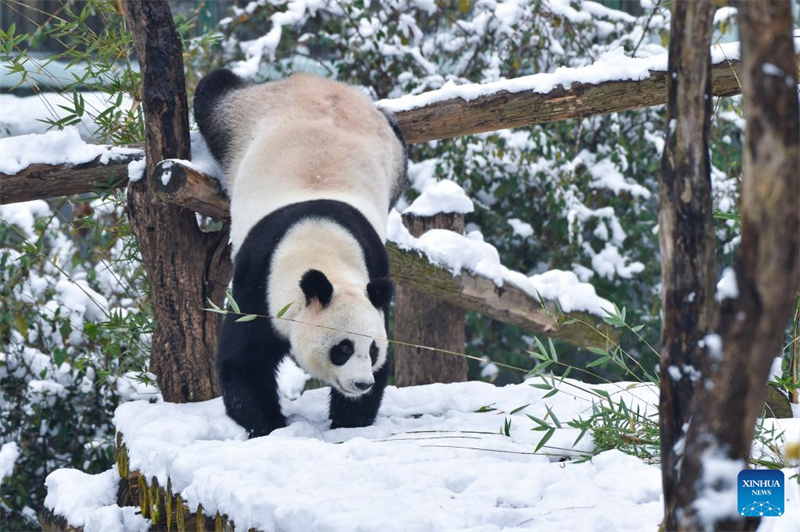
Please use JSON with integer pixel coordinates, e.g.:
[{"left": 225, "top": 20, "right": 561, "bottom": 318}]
[{"left": 4, "top": 53, "right": 796, "bottom": 206}]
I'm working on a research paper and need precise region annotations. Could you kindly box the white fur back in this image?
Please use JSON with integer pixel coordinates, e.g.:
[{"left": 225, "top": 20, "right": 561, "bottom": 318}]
[{"left": 217, "top": 74, "right": 405, "bottom": 252}]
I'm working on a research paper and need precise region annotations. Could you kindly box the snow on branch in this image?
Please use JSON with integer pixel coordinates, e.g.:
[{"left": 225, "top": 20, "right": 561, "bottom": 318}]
[
  {"left": 382, "top": 43, "right": 799, "bottom": 143},
  {"left": 0, "top": 128, "right": 143, "bottom": 204},
  {"left": 4, "top": 43, "right": 796, "bottom": 205}
]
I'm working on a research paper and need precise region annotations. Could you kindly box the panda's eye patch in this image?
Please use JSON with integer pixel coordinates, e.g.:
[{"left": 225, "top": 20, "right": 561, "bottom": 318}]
[
  {"left": 369, "top": 341, "right": 379, "bottom": 365},
  {"left": 330, "top": 340, "right": 354, "bottom": 366}
]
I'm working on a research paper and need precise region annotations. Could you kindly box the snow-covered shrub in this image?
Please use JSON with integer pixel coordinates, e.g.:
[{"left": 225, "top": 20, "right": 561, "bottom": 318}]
[{"left": 0, "top": 191, "right": 159, "bottom": 529}]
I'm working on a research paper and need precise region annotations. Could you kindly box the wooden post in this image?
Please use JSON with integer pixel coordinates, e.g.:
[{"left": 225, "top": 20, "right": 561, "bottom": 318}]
[
  {"left": 121, "top": 0, "right": 231, "bottom": 403},
  {"left": 394, "top": 212, "right": 468, "bottom": 386},
  {"left": 656, "top": 2, "right": 716, "bottom": 528},
  {"left": 668, "top": 1, "right": 800, "bottom": 530}
]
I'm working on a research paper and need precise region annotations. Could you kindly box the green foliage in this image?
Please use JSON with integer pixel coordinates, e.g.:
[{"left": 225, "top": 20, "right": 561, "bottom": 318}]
[
  {"left": 0, "top": 0, "right": 142, "bottom": 143},
  {"left": 0, "top": 184, "right": 155, "bottom": 528}
]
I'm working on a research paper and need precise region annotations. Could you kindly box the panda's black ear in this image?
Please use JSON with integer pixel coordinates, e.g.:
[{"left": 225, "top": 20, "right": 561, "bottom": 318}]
[
  {"left": 367, "top": 278, "right": 394, "bottom": 309},
  {"left": 300, "top": 269, "right": 333, "bottom": 307}
]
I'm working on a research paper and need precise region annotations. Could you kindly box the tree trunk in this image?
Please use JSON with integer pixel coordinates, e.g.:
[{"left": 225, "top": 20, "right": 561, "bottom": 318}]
[
  {"left": 669, "top": 1, "right": 800, "bottom": 530},
  {"left": 122, "top": 0, "right": 231, "bottom": 402},
  {"left": 394, "top": 213, "right": 468, "bottom": 386},
  {"left": 657, "top": 2, "right": 716, "bottom": 528}
]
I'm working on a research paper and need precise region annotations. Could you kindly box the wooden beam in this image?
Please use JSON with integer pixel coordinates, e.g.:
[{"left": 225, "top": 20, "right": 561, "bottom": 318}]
[
  {"left": 5, "top": 51, "right": 796, "bottom": 206},
  {"left": 390, "top": 53, "right": 771, "bottom": 144},
  {"left": 153, "top": 160, "right": 230, "bottom": 220},
  {"left": 388, "top": 243, "right": 612, "bottom": 349},
  {"left": 152, "top": 160, "right": 613, "bottom": 349},
  {"left": 0, "top": 151, "right": 141, "bottom": 204}
]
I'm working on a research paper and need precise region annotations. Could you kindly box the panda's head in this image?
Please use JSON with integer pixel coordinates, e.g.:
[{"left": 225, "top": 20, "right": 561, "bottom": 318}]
[{"left": 290, "top": 269, "right": 393, "bottom": 397}]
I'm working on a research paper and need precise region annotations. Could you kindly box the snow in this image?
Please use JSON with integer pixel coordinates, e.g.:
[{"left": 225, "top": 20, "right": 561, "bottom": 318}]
[
  {"left": 0, "top": 91, "right": 135, "bottom": 138},
  {"left": 0, "top": 126, "right": 142, "bottom": 175},
  {"left": 387, "top": 209, "right": 614, "bottom": 316},
  {"left": 713, "top": 7, "right": 737, "bottom": 25},
  {"left": 768, "top": 357, "right": 784, "bottom": 384},
  {"left": 584, "top": 155, "right": 650, "bottom": 199},
  {"left": 277, "top": 358, "right": 311, "bottom": 400},
  {"left": 0, "top": 99, "right": 219, "bottom": 181},
  {"left": 110, "top": 378, "right": 663, "bottom": 532},
  {"left": 232, "top": 0, "right": 307, "bottom": 78},
  {"left": 403, "top": 179, "right": 474, "bottom": 216},
  {"left": 44, "top": 467, "right": 149, "bottom": 532},
  {"left": 115, "top": 372, "right": 162, "bottom": 403},
  {"left": 127, "top": 158, "right": 146, "bottom": 183},
  {"left": 508, "top": 218, "right": 534, "bottom": 238},
  {"left": 189, "top": 130, "right": 223, "bottom": 179},
  {"left": 693, "top": 451, "right": 745, "bottom": 529},
  {"left": 0, "top": 441, "right": 20, "bottom": 486},
  {"left": 762, "top": 63, "right": 784, "bottom": 77},
  {"left": 377, "top": 40, "right": 755, "bottom": 114},
  {"left": 159, "top": 160, "right": 173, "bottom": 187},
  {"left": 716, "top": 267, "right": 739, "bottom": 301},
  {"left": 702, "top": 333, "right": 724, "bottom": 362},
  {"left": 0, "top": 199, "right": 51, "bottom": 239},
  {"left": 589, "top": 243, "right": 645, "bottom": 280}
]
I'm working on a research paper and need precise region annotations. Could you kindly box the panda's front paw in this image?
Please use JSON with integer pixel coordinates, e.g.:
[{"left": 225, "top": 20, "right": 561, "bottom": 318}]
[{"left": 246, "top": 414, "right": 287, "bottom": 439}]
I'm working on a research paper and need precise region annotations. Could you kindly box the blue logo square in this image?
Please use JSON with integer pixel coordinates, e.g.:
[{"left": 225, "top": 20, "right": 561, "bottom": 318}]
[{"left": 738, "top": 469, "right": 784, "bottom": 517}]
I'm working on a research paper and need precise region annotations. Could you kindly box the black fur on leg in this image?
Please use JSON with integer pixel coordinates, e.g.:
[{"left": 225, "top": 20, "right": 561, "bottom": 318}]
[
  {"left": 329, "top": 294, "right": 392, "bottom": 429},
  {"left": 329, "top": 354, "right": 390, "bottom": 429},
  {"left": 194, "top": 68, "right": 248, "bottom": 167},
  {"left": 216, "top": 312, "right": 288, "bottom": 438}
]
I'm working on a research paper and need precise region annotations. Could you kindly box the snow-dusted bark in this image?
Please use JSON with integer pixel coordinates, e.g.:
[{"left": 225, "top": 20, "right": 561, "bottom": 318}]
[
  {"left": 656, "top": 2, "right": 717, "bottom": 530},
  {"left": 121, "top": 0, "right": 231, "bottom": 403},
  {"left": 662, "top": 1, "right": 800, "bottom": 530}
]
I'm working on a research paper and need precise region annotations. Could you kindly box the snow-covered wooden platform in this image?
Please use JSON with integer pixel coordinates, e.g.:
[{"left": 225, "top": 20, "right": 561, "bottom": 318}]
[{"left": 41, "top": 372, "right": 800, "bottom": 531}]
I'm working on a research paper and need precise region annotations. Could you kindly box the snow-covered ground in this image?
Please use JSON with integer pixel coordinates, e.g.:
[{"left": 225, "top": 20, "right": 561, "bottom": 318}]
[{"left": 44, "top": 364, "right": 800, "bottom": 532}]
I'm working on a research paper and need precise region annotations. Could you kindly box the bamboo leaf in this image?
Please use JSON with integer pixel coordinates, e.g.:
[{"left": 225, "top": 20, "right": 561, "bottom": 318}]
[
  {"left": 276, "top": 302, "right": 293, "bottom": 318},
  {"left": 526, "top": 414, "right": 551, "bottom": 429},
  {"left": 545, "top": 404, "right": 562, "bottom": 428},
  {"left": 535, "top": 428, "right": 555, "bottom": 453},
  {"left": 227, "top": 290, "right": 241, "bottom": 314},
  {"left": 586, "top": 355, "right": 610, "bottom": 368},
  {"left": 510, "top": 403, "right": 530, "bottom": 415}
]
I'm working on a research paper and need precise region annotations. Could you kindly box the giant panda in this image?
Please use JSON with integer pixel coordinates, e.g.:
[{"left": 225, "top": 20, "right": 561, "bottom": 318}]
[{"left": 194, "top": 69, "right": 407, "bottom": 438}]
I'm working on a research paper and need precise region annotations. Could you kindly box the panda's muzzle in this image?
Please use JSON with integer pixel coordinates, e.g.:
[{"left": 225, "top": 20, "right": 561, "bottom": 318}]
[
  {"left": 354, "top": 381, "right": 373, "bottom": 392},
  {"left": 336, "top": 378, "right": 374, "bottom": 397}
]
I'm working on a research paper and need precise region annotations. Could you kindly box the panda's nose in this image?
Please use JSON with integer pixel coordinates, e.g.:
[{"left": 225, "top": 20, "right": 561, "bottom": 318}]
[{"left": 354, "top": 381, "right": 373, "bottom": 392}]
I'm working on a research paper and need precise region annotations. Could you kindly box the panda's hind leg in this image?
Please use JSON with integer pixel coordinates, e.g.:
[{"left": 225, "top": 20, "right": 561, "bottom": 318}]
[{"left": 194, "top": 68, "right": 248, "bottom": 166}]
